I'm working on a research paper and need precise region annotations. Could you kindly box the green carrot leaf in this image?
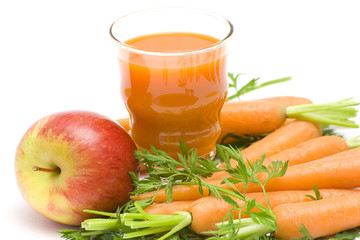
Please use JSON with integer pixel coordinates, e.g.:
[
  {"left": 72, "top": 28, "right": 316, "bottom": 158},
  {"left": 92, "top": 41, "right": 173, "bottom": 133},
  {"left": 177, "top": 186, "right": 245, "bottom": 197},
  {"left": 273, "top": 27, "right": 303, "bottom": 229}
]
[
  {"left": 227, "top": 74, "right": 292, "bottom": 101},
  {"left": 333, "top": 228, "right": 360, "bottom": 239},
  {"left": 299, "top": 224, "right": 313, "bottom": 240},
  {"left": 58, "top": 229, "right": 91, "bottom": 240},
  {"left": 219, "top": 133, "right": 266, "bottom": 148},
  {"left": 305, "top": 184, "right": 323, "bottom": 201},
  {"left": 221, "top": 194, "right": 240, "bottom": 209}
]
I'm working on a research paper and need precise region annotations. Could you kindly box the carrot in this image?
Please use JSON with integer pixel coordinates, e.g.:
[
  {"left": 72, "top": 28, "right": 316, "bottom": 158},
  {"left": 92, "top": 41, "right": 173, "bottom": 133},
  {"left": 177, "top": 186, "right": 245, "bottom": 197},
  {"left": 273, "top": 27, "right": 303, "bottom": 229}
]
[
  {"left": 219, "top": 100, "right": 286, "bottom": 138},
  {"left": 218, "top": 96, "right": 312, "bottom": 144},
  {"left": 116, "top": 118, "right": 131, "bottom": 132},
  {"left": 131, "top": 179, "right": 220, "bottom": 203},
  {"left": 189, "top": 189, "right": 360, "bottom": 235},
  {"left": 221, "top": 97, "right": 358, "bottom": 142},
  {"left": 219, "top": 97, "right": 314, "bottom": 140},
  {"left": 235, "top": 120, "right": 322, "bottom": 164},
  {"left": 208, "top": 120, "right": 322, "bottom": 180},
  {"left": 273, "top": 194, "right": 360, "bottom": 239},
  {"left": 261, "top": 135, "right": 349, "bottom": 167},
  {"left": 132, "top": 146, "right": 360, "bottom": 203}
]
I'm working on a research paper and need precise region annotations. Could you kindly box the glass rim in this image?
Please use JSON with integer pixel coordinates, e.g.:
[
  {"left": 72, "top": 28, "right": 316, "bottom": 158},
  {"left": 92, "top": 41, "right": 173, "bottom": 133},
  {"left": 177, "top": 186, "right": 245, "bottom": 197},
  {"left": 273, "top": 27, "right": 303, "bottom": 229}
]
[{"left": 109, "top": 7, "right": 234, "bottom": 57}]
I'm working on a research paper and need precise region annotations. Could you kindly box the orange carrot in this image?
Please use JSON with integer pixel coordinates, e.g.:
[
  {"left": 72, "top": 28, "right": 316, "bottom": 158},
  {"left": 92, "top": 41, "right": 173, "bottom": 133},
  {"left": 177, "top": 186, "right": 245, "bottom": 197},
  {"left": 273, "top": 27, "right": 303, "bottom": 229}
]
[
  {"left": 189, "top": 189, "right": 360, "bottom": 235},
  {"left": 131, "top": 179, "right": 220, "bottom": 203},
  {"left": 219, "top": 96, "right": 313, "bottom": 143},
  {"left": 116, "top": 118, "right": 131, "bottom": 132},
  {"left": 235, "top": 120, "right": 322, "bottom": 164},
  {"left": 261, "top": 135, "right": 349, "bottom": 167},
  {"left": 132, "top": 147, "right": 360, "bottom": 203},
  {"left": 273, "top": 194, "right": 360, "bottom": 239},
  {"left": 220, "top": 100, "right": 287, "bottom": 137},
  {"left": 219, "top": 97, "right": 358, "bottom": 144}
]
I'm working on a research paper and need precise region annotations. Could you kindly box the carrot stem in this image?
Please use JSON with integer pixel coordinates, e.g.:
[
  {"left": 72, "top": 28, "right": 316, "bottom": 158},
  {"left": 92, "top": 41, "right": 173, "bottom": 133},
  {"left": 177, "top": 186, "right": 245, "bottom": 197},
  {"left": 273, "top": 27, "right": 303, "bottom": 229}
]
[
  {"left": 81, "top": 219, "right": 119, "bottom": 231},
  {"left": 285, "top": 98, "right": 359, "bottom": 128},
  {"left": 82, "top": 206, "right": 193, "bottom": 239},
  {"left": 212, "top": 218, "right": 273, "bottom": 239},
  {"left": 83, "top": 209, "right": 117, "bottom": 218},
  {"left": 123, "top": 212, "right": 171, "bottom": 220},
  {"left": 156, "top": 211, "right": 192, "bottom": 240},
  {"left": 125, "top": 215, "right": 185, "bottom": 228},
  {"left": 123, "top": 226, "right": 174, "bottom": 239},
  {"left": 346, "top": 135, "right": 360, "bottom": 149},
  {"left": 122, "top": 211, "right": 192, "bottom": 239}
]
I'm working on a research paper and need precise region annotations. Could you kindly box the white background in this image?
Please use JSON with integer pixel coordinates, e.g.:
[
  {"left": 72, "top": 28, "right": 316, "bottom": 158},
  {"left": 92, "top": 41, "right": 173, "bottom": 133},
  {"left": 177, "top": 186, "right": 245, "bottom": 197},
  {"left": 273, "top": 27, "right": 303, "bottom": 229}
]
[{"left": 1, "top": 0, "right": 360, "bottom": 239}]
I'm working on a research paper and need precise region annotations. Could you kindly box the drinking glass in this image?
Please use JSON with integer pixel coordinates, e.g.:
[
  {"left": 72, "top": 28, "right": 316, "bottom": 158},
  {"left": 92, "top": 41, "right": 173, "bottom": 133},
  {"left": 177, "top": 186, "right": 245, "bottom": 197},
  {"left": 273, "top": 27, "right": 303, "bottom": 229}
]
[{"left": 110, "top": 7, "right": 233, "bottom": 158}]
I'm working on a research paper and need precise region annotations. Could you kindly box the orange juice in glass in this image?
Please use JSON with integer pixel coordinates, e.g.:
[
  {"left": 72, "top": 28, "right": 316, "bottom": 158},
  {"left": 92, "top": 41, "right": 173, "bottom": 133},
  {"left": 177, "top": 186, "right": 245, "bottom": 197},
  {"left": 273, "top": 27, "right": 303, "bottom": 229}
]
[{"left": 110, "top": 8, "right": 233, "bottom": 158}]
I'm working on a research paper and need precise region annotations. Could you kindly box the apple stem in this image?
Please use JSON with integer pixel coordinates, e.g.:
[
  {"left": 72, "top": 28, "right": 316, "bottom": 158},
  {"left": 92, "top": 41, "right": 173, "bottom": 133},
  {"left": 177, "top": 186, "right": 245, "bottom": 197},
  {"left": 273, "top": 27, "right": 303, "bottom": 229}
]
[{"left": 32, "top": 166, "right": 60, "bottom": 173}]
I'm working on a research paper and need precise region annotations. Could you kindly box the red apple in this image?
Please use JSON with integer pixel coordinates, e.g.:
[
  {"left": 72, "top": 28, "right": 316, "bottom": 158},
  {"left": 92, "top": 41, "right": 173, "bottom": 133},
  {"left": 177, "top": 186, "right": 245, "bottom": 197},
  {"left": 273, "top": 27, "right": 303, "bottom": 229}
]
[{"left": 15, "top": 111, "right": 138, "bottom": 226}]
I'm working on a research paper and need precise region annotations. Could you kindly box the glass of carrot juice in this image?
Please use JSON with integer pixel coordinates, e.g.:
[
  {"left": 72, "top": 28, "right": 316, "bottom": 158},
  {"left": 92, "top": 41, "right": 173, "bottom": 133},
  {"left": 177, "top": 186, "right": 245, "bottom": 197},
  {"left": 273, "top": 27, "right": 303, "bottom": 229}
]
[{"left": 110, "top": 8, "right": 233, "bottom": 159}]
